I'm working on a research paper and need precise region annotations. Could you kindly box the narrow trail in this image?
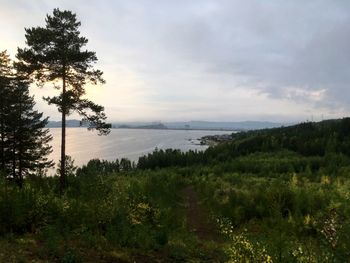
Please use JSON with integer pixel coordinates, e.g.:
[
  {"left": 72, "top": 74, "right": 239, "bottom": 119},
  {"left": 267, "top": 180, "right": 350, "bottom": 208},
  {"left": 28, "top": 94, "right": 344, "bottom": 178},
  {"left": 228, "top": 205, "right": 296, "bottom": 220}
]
[{"left": 182, "top": 185, "right": 222, "bottom": 242}]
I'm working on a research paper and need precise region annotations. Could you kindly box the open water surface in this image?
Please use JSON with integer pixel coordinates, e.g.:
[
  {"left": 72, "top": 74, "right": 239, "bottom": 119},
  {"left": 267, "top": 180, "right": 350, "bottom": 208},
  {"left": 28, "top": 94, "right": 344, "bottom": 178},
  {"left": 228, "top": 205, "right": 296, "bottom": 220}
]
[{"left": 48, "top": 128, "right": 233, "bottom": 168}]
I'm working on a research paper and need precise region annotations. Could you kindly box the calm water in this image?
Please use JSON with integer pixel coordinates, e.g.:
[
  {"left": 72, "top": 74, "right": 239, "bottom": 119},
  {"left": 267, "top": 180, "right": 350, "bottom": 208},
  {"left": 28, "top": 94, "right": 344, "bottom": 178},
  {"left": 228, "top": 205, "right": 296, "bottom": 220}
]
[{"left": 49, "top": 128, "right": 232, "bottom": 168}]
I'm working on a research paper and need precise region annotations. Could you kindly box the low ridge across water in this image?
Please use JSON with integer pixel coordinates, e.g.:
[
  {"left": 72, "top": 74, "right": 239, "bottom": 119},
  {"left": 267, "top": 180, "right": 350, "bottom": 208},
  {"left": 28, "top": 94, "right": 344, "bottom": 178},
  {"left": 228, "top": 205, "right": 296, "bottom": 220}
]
[{"left": 48, "top": 128, "right": 232, "bottom": 168}]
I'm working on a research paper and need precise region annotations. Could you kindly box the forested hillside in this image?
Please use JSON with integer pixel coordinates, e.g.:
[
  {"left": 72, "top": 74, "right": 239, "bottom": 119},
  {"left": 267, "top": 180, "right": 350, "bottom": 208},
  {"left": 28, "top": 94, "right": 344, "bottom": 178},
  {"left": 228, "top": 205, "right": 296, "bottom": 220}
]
[
  {"left": 138, "top": 118, "right": 350, "bottom": 170},
  {"left": 1, "top": 118, "right": 350, "bottom": 262}
]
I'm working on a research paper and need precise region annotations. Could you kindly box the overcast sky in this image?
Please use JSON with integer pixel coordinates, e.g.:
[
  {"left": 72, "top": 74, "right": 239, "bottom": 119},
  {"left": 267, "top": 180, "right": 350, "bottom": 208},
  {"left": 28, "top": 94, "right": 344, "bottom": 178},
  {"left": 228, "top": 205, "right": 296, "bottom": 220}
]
[{"left": 1, "top": 0, "right": 350, "bottom": 122}]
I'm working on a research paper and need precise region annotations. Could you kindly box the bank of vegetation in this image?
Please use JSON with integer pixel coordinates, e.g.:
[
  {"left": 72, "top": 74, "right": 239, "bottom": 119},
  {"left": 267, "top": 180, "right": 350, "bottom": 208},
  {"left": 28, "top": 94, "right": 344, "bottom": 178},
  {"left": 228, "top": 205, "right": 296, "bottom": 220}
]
[{"left": 1, "top": 118, "right": 350, "bottom": 262}]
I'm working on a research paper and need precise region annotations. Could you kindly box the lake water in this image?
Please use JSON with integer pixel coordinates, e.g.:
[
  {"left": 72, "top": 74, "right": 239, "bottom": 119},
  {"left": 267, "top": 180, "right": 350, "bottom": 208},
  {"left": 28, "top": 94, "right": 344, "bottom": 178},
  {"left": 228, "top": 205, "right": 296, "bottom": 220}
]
[{"left": 48, "top": 128, "right": 232, "bottom": 168}]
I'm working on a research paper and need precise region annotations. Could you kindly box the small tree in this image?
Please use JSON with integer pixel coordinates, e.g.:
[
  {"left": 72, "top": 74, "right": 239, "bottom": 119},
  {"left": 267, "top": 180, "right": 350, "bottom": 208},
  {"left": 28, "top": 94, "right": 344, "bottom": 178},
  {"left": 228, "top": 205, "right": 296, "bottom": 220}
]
[
  {"left": 17, "top": 8, "right": 110, "bottom": 191},
  {"left": 56, "top": 155, "right": 77, "bottom": 178},
  {"left": 120, "top": 158, "right": 132, "bottom": 172}
]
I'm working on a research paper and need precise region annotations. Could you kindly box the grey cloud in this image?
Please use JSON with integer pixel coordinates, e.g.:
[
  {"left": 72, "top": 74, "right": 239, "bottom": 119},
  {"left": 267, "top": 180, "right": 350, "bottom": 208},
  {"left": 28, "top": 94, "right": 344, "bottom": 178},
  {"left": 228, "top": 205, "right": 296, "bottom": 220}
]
[
  {"left": 2, "top": 0, "right": 350, "bottom": 121},
  {"left": 117, "top": 0, "right": 350, "bottom": 116},
  {"left": 154, "top": 0, "right": 350, "bottom": 111}
]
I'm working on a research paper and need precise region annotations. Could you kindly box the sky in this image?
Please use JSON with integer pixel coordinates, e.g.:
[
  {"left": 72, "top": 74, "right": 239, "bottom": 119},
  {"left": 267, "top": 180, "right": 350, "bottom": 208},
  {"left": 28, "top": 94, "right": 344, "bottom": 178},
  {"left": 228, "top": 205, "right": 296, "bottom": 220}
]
[{"left": 1, "top": 0, "right": 350, "bottom": 123}]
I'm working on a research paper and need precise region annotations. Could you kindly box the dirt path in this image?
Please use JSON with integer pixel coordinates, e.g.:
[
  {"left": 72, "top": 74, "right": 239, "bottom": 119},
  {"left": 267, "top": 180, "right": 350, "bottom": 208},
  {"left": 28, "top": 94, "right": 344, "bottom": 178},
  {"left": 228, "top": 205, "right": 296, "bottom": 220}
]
[{"left": 182, "top": 186, "right": 222, "bottom": 242}]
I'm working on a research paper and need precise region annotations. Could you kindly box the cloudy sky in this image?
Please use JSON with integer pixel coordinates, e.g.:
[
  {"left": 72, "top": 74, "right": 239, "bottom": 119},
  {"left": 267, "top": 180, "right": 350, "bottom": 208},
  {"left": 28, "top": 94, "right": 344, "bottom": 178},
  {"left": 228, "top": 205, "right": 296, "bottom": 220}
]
[{"left": 1, "top": 0, "right": 350, "bottom": 122}]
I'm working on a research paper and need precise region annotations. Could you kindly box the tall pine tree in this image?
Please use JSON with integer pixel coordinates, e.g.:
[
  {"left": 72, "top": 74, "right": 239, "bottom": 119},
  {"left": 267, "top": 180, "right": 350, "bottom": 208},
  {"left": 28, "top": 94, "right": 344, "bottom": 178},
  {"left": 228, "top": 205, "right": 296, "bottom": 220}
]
[
  {"left": 6, "top": 73, "right": 53, "bottom": 187},
  {"left": 0, "top": 51, "right": 53, "bottom": 187},
  {"left": 0, "top": 51, "right": 12, "bottom": 172},
  {"left": 17, "top": 8, "right": 110, "bottom": 191}
]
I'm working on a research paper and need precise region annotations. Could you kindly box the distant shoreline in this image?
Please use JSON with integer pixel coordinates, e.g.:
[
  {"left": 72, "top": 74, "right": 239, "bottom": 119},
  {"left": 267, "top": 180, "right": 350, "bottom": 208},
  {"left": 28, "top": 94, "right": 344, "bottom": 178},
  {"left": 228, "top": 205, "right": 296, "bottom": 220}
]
[
  {"left": 114, "top": 127, "right": 238, "bottom": 132},
  {"left": 47, "top": 119, "right": 289, "bottom": 131},
  {"left": 47, "top": 126, "right": 239, "bottom": 132}
]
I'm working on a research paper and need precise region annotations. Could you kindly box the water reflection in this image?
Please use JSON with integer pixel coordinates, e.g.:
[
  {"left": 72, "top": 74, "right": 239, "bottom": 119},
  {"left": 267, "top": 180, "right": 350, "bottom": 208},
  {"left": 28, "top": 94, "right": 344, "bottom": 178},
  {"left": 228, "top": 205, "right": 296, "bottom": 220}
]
[{"left": 48, "top": 128, "right": 232, "bottom": 168}]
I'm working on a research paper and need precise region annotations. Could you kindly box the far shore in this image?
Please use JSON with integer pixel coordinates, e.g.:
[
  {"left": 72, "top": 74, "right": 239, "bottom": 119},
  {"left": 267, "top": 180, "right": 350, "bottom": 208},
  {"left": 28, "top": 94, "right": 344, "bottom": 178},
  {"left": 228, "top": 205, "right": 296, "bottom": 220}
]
[{"left": 47, "top": 126, "right": 239, "bottom": 132}]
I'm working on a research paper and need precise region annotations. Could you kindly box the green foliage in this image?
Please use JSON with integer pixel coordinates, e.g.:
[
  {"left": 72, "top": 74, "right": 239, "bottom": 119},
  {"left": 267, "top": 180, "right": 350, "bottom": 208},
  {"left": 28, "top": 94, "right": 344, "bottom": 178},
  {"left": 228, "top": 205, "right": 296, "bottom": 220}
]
[
  {"left": 190, "top": 152, "right": 350, "bottom": 262},
  {"left": 1, "top": 118, "right": 350, "bottom": 261},
  {"left": 0, "top": 50, "right": 52, "bottom": 187},
  {"left": 0, "top": 169, "right": 188, "bottom": 261},
  {"left": 226, "top": 234, "right": 272, "bottom": 263},
  {"left": 56, "top": 155, "right": 77, "bottom": 177},
  {"left": 76, "top": 158, "right": 125, "bottom": 177}
]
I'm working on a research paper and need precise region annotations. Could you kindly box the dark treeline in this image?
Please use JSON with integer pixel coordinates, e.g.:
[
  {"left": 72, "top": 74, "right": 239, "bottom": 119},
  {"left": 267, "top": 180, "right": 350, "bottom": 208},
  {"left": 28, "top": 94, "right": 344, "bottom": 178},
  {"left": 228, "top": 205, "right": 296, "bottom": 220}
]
[
  {"left": 137, "top": 149, "right": 206, "bottom": 170},
  {"left": 76, "top": 158, "right": 135, "bottom": 177}
]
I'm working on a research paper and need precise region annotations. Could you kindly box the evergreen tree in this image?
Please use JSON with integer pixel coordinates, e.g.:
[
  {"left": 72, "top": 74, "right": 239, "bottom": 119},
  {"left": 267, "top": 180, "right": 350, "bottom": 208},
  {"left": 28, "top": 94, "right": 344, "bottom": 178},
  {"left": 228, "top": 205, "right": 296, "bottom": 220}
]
[
  {"left": 56, "top": 155, "right": 77, "bottom": 178},
  {"left": 6, "top": 72, "right": 53, "bottom": 187},
  {"left": 0, "top": 52, "right": 53, "bottom": 186},
  {"left": 0, "top": 51, "right": 12, "bottom": 172},
  {"left": 17, "top": 9, "right": 110, "bottom": 191}
]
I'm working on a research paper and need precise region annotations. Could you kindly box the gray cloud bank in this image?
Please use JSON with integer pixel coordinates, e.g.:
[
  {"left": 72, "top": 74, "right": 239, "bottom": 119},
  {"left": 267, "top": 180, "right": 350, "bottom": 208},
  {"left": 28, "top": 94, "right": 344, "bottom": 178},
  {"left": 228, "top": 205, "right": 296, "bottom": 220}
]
[{"left": 2, "top": 0, "right": 350, "bottom": 121}]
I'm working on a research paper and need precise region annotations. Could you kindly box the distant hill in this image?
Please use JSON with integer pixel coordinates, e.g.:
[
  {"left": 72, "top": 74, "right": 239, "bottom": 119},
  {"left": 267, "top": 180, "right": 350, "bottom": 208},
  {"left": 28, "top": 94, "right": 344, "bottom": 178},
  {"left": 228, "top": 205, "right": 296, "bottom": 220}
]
[
  {"left": 165, "top": 121, "right": 290, "bottom": 131},
  {"left": 47, "top": 119, "right": 290, "bottom": 130},
  {"left": 115, "top": 120, "right": 290, "bottom": 131},
  {"left": 117, "top": 123, "right": 168, "bottom": 129},
  {"left": 46, "top": 120, "right": 88, "bottom": 128}
]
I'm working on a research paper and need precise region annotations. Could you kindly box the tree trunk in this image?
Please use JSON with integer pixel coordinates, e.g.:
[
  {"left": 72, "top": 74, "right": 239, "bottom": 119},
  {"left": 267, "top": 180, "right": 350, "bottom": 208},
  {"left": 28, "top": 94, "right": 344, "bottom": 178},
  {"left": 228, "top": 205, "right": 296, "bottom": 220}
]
[{"left": 60, "top": 72, "right": 66, "bottom": 193}]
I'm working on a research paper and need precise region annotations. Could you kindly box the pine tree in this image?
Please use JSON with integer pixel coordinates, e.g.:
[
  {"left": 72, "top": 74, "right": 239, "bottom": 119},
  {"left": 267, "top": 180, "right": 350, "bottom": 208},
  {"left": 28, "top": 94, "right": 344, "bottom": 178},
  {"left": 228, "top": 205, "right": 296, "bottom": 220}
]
[
  {"left": 0, "top": 51, "right": 53, "bottom": 187},
  {"left": 56, "top": 155, "right": 77, "bottom": 178},
  {"left": 0, "top": 51, "right": 12, "bottom": 172},
  {"left": 17, "top": 9, "right": 110, "bottom": 191},
  {"left": 6, "top": 72, "right": 53, "bottom": 187}
]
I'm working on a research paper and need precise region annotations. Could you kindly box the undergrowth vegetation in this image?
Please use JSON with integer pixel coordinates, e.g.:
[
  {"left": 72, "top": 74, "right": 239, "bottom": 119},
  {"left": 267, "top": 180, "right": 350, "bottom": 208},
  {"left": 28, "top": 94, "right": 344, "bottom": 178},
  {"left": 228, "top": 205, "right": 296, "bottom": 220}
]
[
  {"left": 1, "top": 118, "right": 350, "bottom": 262},
  {"left": 0, "top": 171, "right": 190, "bottom": 262},
  {"left": 192, "top": 152, "right": 350, "bottom": 262}
]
